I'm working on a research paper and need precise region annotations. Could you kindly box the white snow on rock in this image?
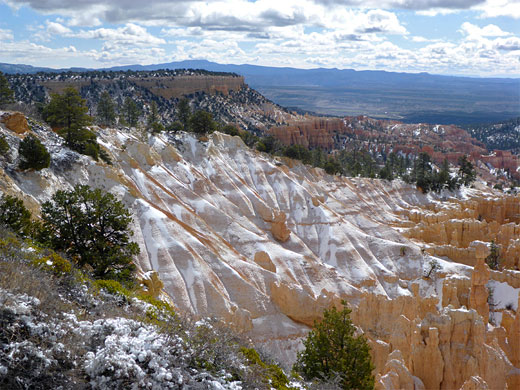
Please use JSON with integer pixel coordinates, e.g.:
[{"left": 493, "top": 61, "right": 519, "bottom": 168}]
[{"left": 1, "top": 123, "right": 517, "bottom": 366}]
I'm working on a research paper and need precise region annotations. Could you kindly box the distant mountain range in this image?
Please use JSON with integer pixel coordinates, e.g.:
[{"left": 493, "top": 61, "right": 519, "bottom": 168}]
[{"left": 1, "top": 60, "right": 518, "bottom": 125}]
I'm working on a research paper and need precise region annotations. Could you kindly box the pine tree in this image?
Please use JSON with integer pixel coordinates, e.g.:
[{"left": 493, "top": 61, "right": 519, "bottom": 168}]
[
  {"left": 324, "top": 158, "right": 342, "bottom": 175},
  {"left": 294, "top": 302, "right": 375, "bottom": 390},
  {"left": 189, "top": 110, "right": 216, "bottom": 135},
  {"left": 486, "top": 240, "right": 500, "bottom": 270},
  {"left": 18, "top": 134, "right": 51, "bottom": 171},
  {"left": 41, "top": 185, "right": 139, "bottom": 283},
  {"left": 96, "top": 91, "right": 116, "bottom": 126},
  {"left": 458, "top": 155, "right": 476, "bottom": 186},
  {"left": 43, "top": 87, "right": 91, "bottom": 148},
  {"left": 413, "top": 152, "right": 433, "bottom": 193},
  {"left": 121, "top": 97, "right": 141, "bottom": 127},
  {"left": 147, "top": 101, "right": 164, "bottom": 133},
  {"left": 0, "top": 194, "right": 33, "bottom": 237},
  {"left": 177, "top": 97, "right": 191, "bottom": 131},
  {"left": 0, "top": 71, "right": 14, "bottom": 107}
]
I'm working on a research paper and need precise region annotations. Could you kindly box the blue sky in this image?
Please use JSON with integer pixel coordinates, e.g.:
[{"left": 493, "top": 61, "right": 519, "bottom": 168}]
[{"left": 0, "top": 0, "right": 519, "bottom": 76}]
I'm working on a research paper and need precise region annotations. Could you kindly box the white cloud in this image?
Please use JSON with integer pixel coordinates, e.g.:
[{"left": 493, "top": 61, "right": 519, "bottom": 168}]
[
  {"left": 0, "top": 28, "right": 14, "bottom": 41},
  {"left": 460, "top": 22, "right": 511, "bottom": 37},
  {"left": 494, "top": 36, "right": 520, "bottom": 50},
  {"left": 75, "top": 24, "right": 165, "bottom": 46},
  {"left": 416, "top": 8, "right": 460, "bottom": 16},
  {"left": 476, "top": 0, "right": 520, "bottom": 19},
  {"left": 0, "top": 40, "right": 95, "bottom": 67},
  {"left": 2, "top": 0, "right": 520, "bottom": 75},
  {"left": 313, "top": 0, "right": 486, "bottom": 10},
  {"left": 46, "top": 21, "right": 72, "bottom": 35}
]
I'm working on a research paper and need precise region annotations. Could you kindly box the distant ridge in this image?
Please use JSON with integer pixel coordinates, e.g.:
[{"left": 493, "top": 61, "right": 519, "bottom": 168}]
[{"left": 2, "top": 60, "right": 518, "bottom": 124}]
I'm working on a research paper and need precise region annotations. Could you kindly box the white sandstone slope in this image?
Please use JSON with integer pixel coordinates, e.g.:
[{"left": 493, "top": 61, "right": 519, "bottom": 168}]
[{"left": 1, "top": 118, "right": 520, "bottom": 388}]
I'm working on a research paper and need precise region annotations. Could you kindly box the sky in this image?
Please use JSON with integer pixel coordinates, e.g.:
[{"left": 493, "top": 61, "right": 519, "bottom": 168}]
[{"left": 0, "top": 0, "right": 519, "bottom": 76}]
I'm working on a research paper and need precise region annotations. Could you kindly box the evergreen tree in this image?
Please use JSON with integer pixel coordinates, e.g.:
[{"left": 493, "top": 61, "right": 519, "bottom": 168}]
[
  {"left": 0, "top": 194, "right": 33, "bottom": 237},
  {"left": 221, "top": 124, "right": 240, "bottom": 137},
  {"left": 311, "top": 148, "right": 327, "bottom": 168},
  {"left": 147, "top": 101, "right": 164, "bottom": 133},
  {"left": 458, "top": 155, "right": 476, "bottom": 186},
  {"left": 256, "top": 136, "right": 283, "bottom": 154},
  {"left": 121, "top": 97, "right": 141, "bottom": 127},
  {"left": 41, "top": 185, "right": 139, "bottom": 283},
  {"left": 177, "top": 98, "right": 191, "bottom": 131},
  {"left": 43, "top": 87, "right": 91, "bottom": 148},
  {"left": 18, "top": 134, "right": 51, "bottom": 171},
  {"left": 413, "top": 152, "right": 433, "bottom": 193},
  {"left": 379, "top": 160, "right": 393, "bottom": 181},
  {"left": 324, "top": 158, "right": 342, "bottom": 175},
  {"left": 283, "top": 144, "right": 312, "bottom": 164},
  {"left": 189, "top": 110, "right": 217, "bottom": 135},
  {"left": 0, "top": 71, "right": 14, "bottom": 107},
  {"left": 294, "top": 302, "right": 375, "bottom": 390},
  {"left": 96, "top": 90, "right": 116, "bottom": 126},
  {"left": 486, "top": 240, "right": 500, "bottom": 270}
]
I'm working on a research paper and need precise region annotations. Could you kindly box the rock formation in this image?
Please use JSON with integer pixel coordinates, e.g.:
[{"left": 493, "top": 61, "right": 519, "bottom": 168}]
[
  {"left": 270, "top": 211, "right": 291, "bottom": 242},
  {"left": 1, "top": 114, "right": 519, "bottom": 389},
  {"left": 404, "top": 196, "right": 520, "bottom": 270},
  {"left": 0, "top": 112, "right": 29, "bottom": 134},
  {"left": 469, "top": 245, "right": 491, "bottom": 319}
]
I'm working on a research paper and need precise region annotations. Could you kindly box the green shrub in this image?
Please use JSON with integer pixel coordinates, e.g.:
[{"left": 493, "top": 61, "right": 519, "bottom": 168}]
[
  {"left": 166, "top": 121, "right": 183, "bottom": 132},
  {"left": 189, "top": 110, "right": 217, "bottom": 135},
  {"left": 99, "top": 148, "right": 112, "bottom": 164},
  {"left": 18, "top": 134, "right": 51, "bottom": 170},
  {"left": 221, "top": 124, "right": 240, "bottom": 137},
  {"left": 0, "top": 135, "right": 9, "bottom": 154},
  {"left": 0, "top": 194, "right": 33, "bottom": 237},
  {"left": 486, "top": 240, "right": 501, "bottom": 270},
  {"left": 0, "top": 71, "right": 14, "bottom": 107},
  {"left": 83, "top": 141, "right": 99, "bottom": 160},
  {"left": 293, "top": 302, "right": 374, "bottom": 390},
  {"left": 241, "top": 347, "right": 293, "bottom": 390},
  {"left": 283, "top": 144, "right": 312, "bottom": 164},
  {"left": 31, "top": 252, "right": 72, "bottom": 276},
  {"left": 137, "top": 293, "right": 176, "bottom": 324},
  {"left": 324, "top": 159, "right": 342, "bottom": 175},
  {"left": 94, "top": 279, "right": 133, "bottom": 298},
  {"left": 43, "top": 86, "right": 91, "bottom": 147}
]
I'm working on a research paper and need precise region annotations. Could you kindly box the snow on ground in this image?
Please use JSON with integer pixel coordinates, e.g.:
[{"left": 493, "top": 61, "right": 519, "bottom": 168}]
[
  {"left": 0, "top": 287, "right": 248, "bottom": 389},
  {"left": 2, "top": 124, "right": 518, "bottom": 368}
]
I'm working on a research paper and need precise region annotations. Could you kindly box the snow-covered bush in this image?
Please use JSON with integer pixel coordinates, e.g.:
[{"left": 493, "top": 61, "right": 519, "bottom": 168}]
[{"left": 0, "top": 228, "right": 294, "bottom": 389}]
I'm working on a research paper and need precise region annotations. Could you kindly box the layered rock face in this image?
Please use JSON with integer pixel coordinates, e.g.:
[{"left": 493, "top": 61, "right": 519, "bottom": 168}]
[
  {"left": 40, "top": 74, "right": 245, "bottom": 99},
  {"left": 268, "top": 118, "right": 348, "bottom": 150},
  {"left": 1, "top": 116, "right": 519, "bottom": 389},
  {"left": 404, "top": 196, "right": 520, "bottom": 270},
  {"left": 268, "top": 116, "right": 487, "bottom": 160}
]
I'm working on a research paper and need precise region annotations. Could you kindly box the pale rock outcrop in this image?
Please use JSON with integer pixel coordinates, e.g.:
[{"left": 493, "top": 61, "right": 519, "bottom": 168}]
[
  {"left": 442, "top": 275, "right": 470, "bottom": 309},
  {"left": 411, "top": 327, "right": 444, "bottom": 389},
  {"left": 469, "top": 255, "right": 490, "bottom": 320},
  {"left": 254, "top": 251, "right": 276, "bottom": 273},
  {"left": 0, "top": 112, "right": 29, "bottom": 134},
  {"left": 271, "top": 211, "right": 291, "bottom": 242},
  {"left": 376, "top": 350, "right": 423, "bottom": 390},
  {"left": 404, "top": 196, "right": 520, "bottom": 270},
  {"left": 510, "top": 295, "right": 520, "bottom": 367}
]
